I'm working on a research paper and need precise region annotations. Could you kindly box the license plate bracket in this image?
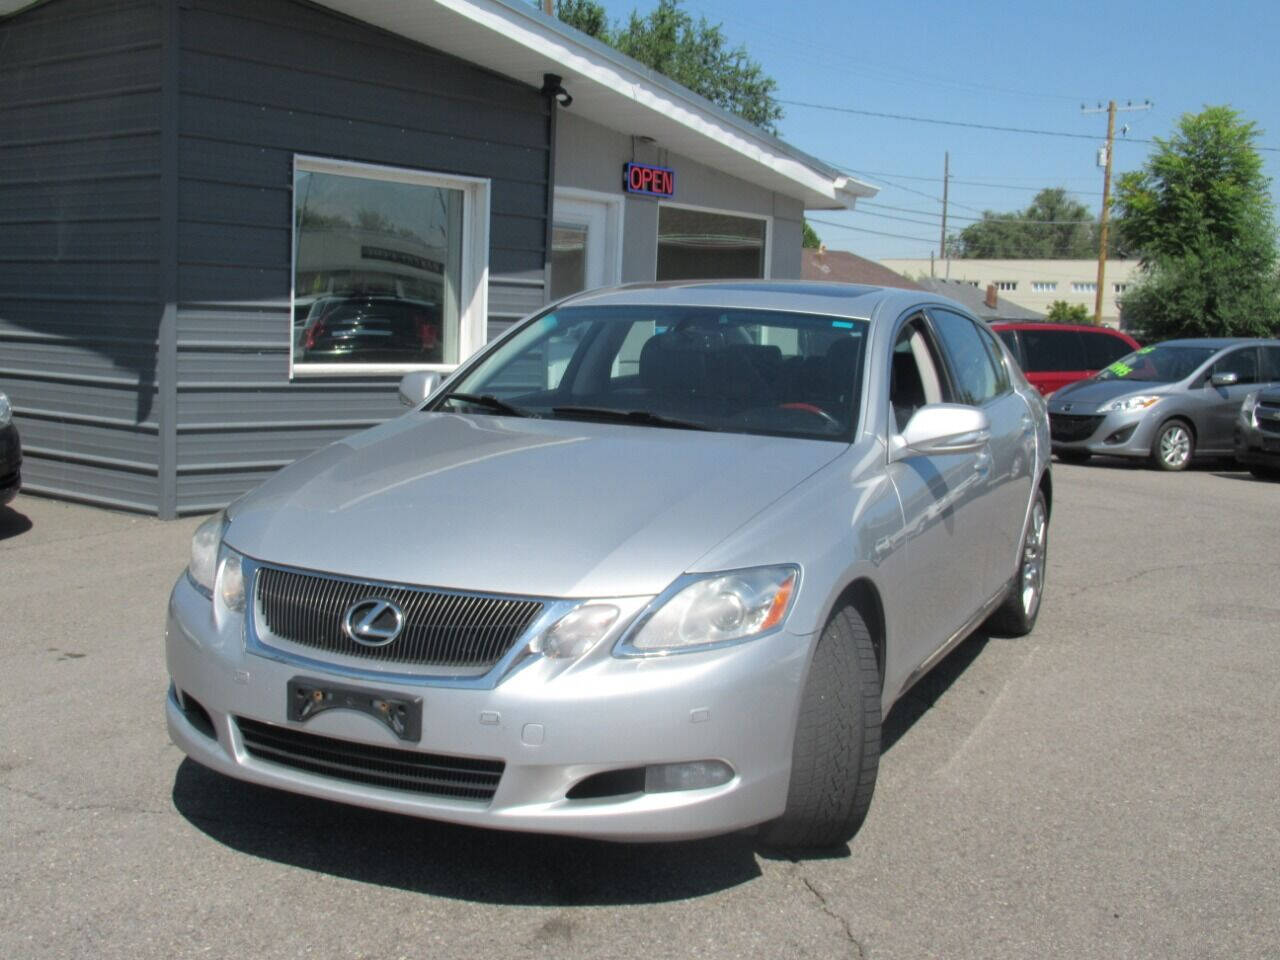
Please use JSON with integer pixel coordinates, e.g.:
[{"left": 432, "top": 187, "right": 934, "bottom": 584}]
[{"left": 287, "top": 677, "right": 422, "bottom": 742}]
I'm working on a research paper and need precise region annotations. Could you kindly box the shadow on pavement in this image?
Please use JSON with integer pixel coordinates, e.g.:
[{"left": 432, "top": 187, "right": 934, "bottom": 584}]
[
  {"left": 172, "top": 759, "right": 761, "bottom": 905},
  {"left": 173, "top": 631, "right": 996, "bottom": 882},
  {"left": 0, "top": 505, "right": 32, "bottom": 542}
]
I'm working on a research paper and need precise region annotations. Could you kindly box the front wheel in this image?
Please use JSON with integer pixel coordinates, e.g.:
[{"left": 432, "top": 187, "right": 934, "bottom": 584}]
[
  {"left": 1151, "top": 420, "right": 1194, "bottom": 471},
  {"left": 758, "top": 606, "right": 881, "bottom": 851},
  {"left": 985, "top": 487, "right": 1049, "bottom": 638}
]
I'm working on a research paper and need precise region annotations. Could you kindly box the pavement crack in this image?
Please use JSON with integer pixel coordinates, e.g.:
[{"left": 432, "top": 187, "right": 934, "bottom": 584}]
[
  {"left": 1, "top": 782, "right": 167, "bottom": 818},
  {"left": 796, "top": 868, "right": 866, "bottom": 959},
  {"left": 1055, "top": 558, "right": 1279, "bottom": 603}
]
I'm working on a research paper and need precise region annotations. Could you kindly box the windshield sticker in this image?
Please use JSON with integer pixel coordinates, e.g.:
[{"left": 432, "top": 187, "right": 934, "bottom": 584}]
[
  {"left": 831, "top": 320, "right": 854, "bottom": 329},
  {"left": 1107, "top": 361, "right": 1133, "bottom": 377},
  {"left": 1137, "top": 346, "right": 1155, "bottom": 354}
]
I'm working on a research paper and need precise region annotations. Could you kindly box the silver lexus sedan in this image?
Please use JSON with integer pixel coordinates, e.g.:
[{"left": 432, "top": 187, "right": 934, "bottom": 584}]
[{"left": 166, "top": 282, "right": 1052, "bottom": 849}]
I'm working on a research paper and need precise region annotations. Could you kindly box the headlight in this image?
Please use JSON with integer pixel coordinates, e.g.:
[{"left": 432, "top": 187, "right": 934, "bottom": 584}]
[
  {"left": 534, "top": 604, "right": 620, "bottom": 659},
  {"left": 1240, "top": 392, "right": 1259, "bottom": 421},
  {"left": 1100, "top": 394, "right": 1161, "bottom": 413},
  {"left": 187, "top": 512, "right": 226, "bottom": 596},
  {"left": 619, "top": 566, "right": 798, "bottom": 656},
  {"left": 216, "top": 549, "right": 246, "bottom": 613},
  {"left": 0, "top": 392, "right": 11, "bottom": 427}
]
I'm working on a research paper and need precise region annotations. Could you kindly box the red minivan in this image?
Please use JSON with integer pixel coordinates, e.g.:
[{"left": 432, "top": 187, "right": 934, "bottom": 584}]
[{"left": 991, "top": 322, "right": 1141, "bottom": 395}]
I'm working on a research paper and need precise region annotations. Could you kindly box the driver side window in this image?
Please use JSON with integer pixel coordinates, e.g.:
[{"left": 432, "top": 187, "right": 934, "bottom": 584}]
[{"left": 889, "top": 317, "right": 945, "bottom": 433}]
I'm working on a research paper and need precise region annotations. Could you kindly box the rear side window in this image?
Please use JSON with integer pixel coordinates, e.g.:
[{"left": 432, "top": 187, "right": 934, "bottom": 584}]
[
  {"left": 1081, "top": 331, "right": 1133, "bottom": 369},
  {"left": 1020, "top": 328, "right": 1086, "bottom": 373},
  {"left": 930, "top": 308, "right": 1002, "bottom": 405},
  {"left": 1260, "top": 346, "right": 1280, "bottom": 381},
  {"left": 996, "top": 329, "right": 1022, "bottom": 364}
]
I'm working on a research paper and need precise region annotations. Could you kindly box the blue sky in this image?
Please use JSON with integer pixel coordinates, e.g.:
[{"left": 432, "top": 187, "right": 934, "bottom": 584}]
[{"left": 590, "top": 0, "right": 1280, "bottom": 261}]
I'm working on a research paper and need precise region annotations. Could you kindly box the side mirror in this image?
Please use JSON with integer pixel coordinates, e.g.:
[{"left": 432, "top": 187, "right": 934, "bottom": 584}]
[
  {"left": 891, "top": 404, "right": 991, "bottom": 459},
  {"left": 398, "top": 371, "right": 442, "bottom": 407},
  {"left": 1210, "top": 371, "right": 1239, "bottom": 387}
]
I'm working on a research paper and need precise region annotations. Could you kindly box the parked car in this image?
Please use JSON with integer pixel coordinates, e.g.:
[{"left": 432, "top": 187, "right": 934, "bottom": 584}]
[
  {"left": 1047, "top": 338, "right": 1280, "bottom": 470},
  {"left": 992, "top": 322, "right": 1140, "bottom": 396},
  {"left": 166, "top": 282, "right": 1051, "bottom": 849},
  {"left": 1235, "top": 386, "right": 1280, "bottom": 480},
  {"left": 296, "top": 295, "right": 442, "bottom": 364},
  {"left": 0, "top": 390, "right": 21, "bottom": 506}
]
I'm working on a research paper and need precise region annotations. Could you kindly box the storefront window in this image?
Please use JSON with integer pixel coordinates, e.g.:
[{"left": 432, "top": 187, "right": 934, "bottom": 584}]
[
  {"left": 656, "top": 206, "right": 767, "bottom": 281},
  {"left": 292, "top": 156, "right": 487, "bottom": 375}
]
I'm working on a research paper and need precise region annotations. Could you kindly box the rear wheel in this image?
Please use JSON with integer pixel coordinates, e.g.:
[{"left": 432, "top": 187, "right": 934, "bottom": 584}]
[
  {"left": 985, "top": 488, "right": 1049, "bottom": 638},
  {"left": 1151, "top": 420, "right": 1194, "bottom": 471},
  {"left": 758, "top": 606, "right": 881, "bottom": 851}
]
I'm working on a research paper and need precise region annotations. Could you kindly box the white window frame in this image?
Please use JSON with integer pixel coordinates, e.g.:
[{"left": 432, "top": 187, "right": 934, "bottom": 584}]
[
  {"left": 656, "top": 200, "right": 773, "bottom": 280},
  {"left": 290, "top": 154, "right": 490, "bottom": 378},
  {"left": 552, "top": 186, "right": 625, "bottom": 290}
]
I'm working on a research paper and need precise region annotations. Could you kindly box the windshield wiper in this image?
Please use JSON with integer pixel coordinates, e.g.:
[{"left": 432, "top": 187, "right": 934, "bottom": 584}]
[
  {"left": 441, "top": 392, "right": 534, "bottom": 418},
  {"left": 551, "top": 406, "right": 709, "bottom": 431}
]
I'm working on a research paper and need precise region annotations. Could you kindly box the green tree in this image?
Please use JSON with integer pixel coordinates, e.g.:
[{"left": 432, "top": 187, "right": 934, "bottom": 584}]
[
  {"left": 952, "top": 188, "right": 1105, "bottom": 259},
  {"left": 1113, "top": 105, "right": 1280, "bottom": 339},
  {"left": 1046, "top": 300, "right": 1093, "bottom": 325},
  {"left": 549, "top": 0, "right": 782, "bottom": 133},
  {"left": 802, "top": 220, "right": 822, "bottom": 249}
]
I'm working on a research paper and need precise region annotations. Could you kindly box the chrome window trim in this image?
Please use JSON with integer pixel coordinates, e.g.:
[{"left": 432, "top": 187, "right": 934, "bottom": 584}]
[{"left": 241, "top": 557, "right": 575, "bottom": 689}]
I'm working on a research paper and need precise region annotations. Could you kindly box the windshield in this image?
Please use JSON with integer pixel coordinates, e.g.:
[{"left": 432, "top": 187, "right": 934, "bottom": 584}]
[
  {"left": 435, "top": 305, "right": 869, "bottom": 441},
  {"left": 1093, "top": 344, "right": 1217, "bottom": 383}
]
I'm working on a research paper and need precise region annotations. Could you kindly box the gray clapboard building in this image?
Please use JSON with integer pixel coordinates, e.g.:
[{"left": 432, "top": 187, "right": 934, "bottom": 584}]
[{"left": 0, "top": 0, "right": 873, "bottom": 517}]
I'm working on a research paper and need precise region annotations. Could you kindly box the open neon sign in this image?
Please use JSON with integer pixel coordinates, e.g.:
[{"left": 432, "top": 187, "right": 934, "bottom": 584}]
[{"left": 623, "top": 162, "right": 675, "bottom": 198}]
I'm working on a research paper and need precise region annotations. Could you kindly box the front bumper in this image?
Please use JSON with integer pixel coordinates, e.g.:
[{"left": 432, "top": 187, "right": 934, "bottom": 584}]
[
  {"left": 1048, "top": 405, "right": 1161, "bottom": 458},
  {"left": 1234, "top": 417, "right": 1280, "bottom": 469},
  {"left": 165, "top": 573, "right": 810, "bottom": 842},
  {"left": 0, "top": 423, "right": 20, "bottom": 505}
]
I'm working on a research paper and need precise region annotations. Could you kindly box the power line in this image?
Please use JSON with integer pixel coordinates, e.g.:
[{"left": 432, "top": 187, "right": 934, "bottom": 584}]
[
  {"left": 859, "top": 201, "right": 1099, "bottom": 226},
  {"left": 782, "top": 99, "right": 1280, "bottom": 153},
  {"left": 806, "top": 216, "right": 936, "bottom": 245}
]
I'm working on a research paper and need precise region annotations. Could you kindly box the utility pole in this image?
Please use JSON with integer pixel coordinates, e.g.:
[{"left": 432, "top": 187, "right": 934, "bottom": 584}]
[
  {"left": 1083, "top": 99, "right": 1151, "bottom": 325},
  {"left": 939, "top": 151, "right": 950, "bottom": 276}
]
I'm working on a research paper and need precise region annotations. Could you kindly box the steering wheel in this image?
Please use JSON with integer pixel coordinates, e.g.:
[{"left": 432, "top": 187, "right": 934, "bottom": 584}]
[{"left": 778, "top": 402, "right": 841, "bottom": 429}]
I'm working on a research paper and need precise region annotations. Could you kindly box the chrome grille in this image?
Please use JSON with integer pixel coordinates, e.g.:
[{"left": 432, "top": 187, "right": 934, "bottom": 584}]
[
  {"left": 1257, "top": 402, "right": 1280, "bottom": 436},
  {"left": 255, "top": 566, "right": 544, "bottom": 669},
  {"left": 1050, "top": 413, "right": 1103, "bottom": 443},
  {"left": 236, "top": 717, "right": 503, "bottom": 801}
]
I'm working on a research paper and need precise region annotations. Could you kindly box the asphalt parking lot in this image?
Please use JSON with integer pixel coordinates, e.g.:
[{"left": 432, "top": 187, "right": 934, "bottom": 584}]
[{"left": 2, "top": 460, "right": 1278, "bottom": 960}]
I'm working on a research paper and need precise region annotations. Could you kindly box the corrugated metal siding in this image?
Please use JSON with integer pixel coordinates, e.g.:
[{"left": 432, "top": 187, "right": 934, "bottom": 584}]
[
  {"left": 172, "top": 0, "right": 550, "bottom": 514},
  {"left": 0, "top": 0, "right": 164, "bottom": 512}
]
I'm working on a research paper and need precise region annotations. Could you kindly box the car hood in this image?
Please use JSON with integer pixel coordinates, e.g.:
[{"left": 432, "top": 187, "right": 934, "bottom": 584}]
[
  {"left": 1049, "top": 378, "right": 1174, "bottom": 410},
  {"left": 224, "top": 413, "right": 844, "bottom": 598}
]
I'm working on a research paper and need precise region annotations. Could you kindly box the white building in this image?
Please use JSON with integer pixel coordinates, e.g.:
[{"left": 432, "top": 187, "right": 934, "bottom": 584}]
[{"left": 879, "top": 259, "right": 1140, "bottom": 329}]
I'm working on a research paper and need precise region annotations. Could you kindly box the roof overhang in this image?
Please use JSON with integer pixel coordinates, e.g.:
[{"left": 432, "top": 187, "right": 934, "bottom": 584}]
[{"left": 311, "top": 0, "right": 874, "bottom": 209}]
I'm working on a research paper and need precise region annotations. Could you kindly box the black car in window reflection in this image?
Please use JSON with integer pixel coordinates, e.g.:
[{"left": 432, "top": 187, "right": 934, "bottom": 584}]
[{"left": 297, "top": 296, "right": 442, "bottom": 364}]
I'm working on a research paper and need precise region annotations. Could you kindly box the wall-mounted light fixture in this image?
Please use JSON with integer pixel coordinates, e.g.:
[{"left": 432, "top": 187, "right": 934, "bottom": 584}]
[{"left": 541, "top": 73, "right": 572, "bottom": 108}]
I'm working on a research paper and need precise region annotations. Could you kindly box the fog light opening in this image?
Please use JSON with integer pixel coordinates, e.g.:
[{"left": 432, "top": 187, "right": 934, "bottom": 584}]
[
  {"left": 178, "top": 689, "right": 217, "bottom": 740},
  {"left": 644, "top": 760, "right": 734, "bottom": 793},
  {"left": 1104, "top": 424, "right": 1137, "bottom": 445}
]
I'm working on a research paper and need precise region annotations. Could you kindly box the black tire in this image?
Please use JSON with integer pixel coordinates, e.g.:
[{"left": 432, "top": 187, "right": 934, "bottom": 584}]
[
  {"left": 1055, "top": 450, "right": 1092, "bottom": 464},
  {"left": 985, "top": 487, "right": 1049, "bottom": 638},
  {"left": 1150, "top": 419, "right": 1194, "bottom": 471},
  {"left": 1248, "top": 463, "right": 1280, "bottom": 481},
  {"left": 757, "top": 606, "right": 881, "bottom": 851}
]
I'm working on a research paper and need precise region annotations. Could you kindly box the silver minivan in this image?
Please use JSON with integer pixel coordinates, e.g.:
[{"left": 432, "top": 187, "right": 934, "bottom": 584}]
[{"left": 1047, "top": 338, "right": 1280, "bottom": 470}]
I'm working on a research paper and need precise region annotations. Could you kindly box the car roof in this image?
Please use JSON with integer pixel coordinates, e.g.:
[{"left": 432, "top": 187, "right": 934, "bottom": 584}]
[
  {"left": 558, "top": 279, "right": 962, "bottom": 323},
  {"left": 1157, "top": 337, "right": 1274, "bottom": 349},
  {"left": 990, "top": 321, "right": 1135, "bottom": 336}
]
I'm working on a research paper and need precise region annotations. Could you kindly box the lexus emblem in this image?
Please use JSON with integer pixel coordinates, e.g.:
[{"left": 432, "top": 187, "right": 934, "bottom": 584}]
[
  {"left": 1061, "top": 403, "right": 1073, "bottom": 413},
  {"left": 341, "top": 598, "right": 405, "bottom": 647}
]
